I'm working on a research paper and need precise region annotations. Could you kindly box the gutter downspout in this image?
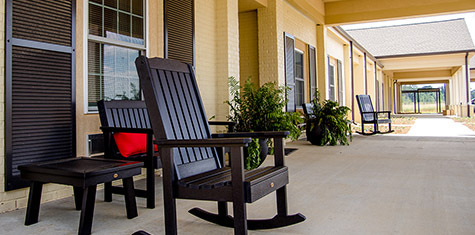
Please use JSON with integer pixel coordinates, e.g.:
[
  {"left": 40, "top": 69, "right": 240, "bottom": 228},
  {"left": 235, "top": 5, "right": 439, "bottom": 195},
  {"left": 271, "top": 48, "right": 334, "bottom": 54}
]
[
  {"left": 374, "top": 63, "right": 378, "bottom": 110},
  {"left": 350, "top": 41, "right": 355, "bottom": 122},
  {"left": 364, "top": 53, "right": 367, "bottom": 94},
  {"left": 465, "top": 52, "right": 471, "bottom": 117},
  {"left": 393, "top": 80, "right": 397, "bottom": 114}
]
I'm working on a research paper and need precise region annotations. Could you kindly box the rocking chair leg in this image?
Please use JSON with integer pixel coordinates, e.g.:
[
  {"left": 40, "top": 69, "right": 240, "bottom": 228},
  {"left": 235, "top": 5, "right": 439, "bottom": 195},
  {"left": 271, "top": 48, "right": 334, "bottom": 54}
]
[
  {"left": 146, "top": 164, "right": 155, "bottom": 209},
  {"left": 232, "top": 198, "right": 247, "bottom": 235},
  {"left": 276, "top": 186, "right": 288, "bottom": 216},
  {"left": 230, "top": 146, "right": 248, "bottom": 235},
  {"left": 146, "top": 135, "right": 155, "bottom": 209},
  {"left": 161, "top": 148, "right": 177, "bottom": 235},
  {"left": 218, "top": 201, "right": 228, "bottom": 217}
]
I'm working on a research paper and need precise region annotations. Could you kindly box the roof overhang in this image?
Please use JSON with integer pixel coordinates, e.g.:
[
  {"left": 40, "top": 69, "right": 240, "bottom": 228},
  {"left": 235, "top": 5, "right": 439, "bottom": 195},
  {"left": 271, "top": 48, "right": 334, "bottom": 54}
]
[
  {"left": 324, "top": 0, "right": 475, "bottom": 25},
  {"left": 379, "top": 52, "right": 474, "bottom": 72}
]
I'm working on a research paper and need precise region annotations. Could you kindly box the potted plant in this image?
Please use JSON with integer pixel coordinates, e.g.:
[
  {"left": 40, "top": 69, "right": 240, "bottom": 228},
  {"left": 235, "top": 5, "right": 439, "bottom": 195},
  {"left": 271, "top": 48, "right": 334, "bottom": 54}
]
[
  {"left": 226, "top": 77, "right": 302, "bottom": 169},
  {"left": 306, "top": 89, "right": 352, "bottom": 146}
]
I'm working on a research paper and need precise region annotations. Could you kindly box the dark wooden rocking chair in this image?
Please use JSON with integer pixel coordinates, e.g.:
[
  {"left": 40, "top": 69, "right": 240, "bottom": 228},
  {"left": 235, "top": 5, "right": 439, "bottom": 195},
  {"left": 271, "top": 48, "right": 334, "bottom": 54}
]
[
  {"left": 97, "top": 100, "right": 160, "bottom": 209},
  {"left": 135, "top": 56, "right": 305, "bottom": 235},
  {"left": 356, "top": 95, "right": 394, "bottom": 135}
]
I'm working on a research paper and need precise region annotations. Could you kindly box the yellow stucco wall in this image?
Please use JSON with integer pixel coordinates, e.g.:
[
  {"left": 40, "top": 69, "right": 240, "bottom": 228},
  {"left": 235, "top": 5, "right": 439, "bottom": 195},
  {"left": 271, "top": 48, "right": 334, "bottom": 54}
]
[
  {"left": 366, "top": 60, "right": 375, "bottom": 100},
  {"left": 239, "top": 11, "right": 259, "bottom": 85},
  {"left": 326, "top": 29, "right": 349, "bottom": 106},
  {"left": 257, "top": 0, "right": 279, "bottom": 86},
  {"left": 195, "top": 0, "right": 239, "bottom": 123},
  {"left": 258, "top": 0, "right": 317, "bottom": 87},
  {"left": 352, "top": 50, "right": 365, "bottom": 123},
  {"left": 449, "top": 66, "right": 470, "bottom": 116},
  {"left": 316, "top": 24, "right": 326, "bottom": 93},
  {"left": 280, "top": 1, "right": 317, "bottom": 49}
]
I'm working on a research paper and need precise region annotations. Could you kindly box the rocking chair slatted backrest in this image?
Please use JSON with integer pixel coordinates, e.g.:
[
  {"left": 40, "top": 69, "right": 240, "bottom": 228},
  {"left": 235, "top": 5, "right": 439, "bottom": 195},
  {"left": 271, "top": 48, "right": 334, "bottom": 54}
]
[
  {"left": 98, "top": 100, "right": 152, "bottom": 129},
  {"left": 357, "top": 95, "right": 375, "bottom": 122},
  {"left": 136, "top": 57, "right": 220, "bottom": 179}
]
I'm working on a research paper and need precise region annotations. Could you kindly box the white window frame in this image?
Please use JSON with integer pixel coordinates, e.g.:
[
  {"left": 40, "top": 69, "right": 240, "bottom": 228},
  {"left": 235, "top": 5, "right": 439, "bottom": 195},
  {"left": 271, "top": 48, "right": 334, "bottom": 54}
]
[
  {"left": 328, "top": 62, "right": 336, "bottom": 101},
  {"left": 337, "top": 59, "right": 345, "bottom": 105},
  {"left": 294, "top": 49, "right": 305, "bottom": 108},
  {"left": 84, "top": 0, "right": 148, "bottom": 114}
]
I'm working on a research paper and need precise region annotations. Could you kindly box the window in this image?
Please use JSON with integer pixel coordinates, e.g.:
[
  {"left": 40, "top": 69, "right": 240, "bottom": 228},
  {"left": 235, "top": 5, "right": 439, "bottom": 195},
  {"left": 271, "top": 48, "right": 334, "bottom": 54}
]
[
  {"left": 328, "top": 63, "right": 335, "bottom": 101},
  {"left": 87, "top": 0, "right": 145, "bottom": 111},
  {"left": 328, "top": 57, "right": 343, "bottom": 103},
  {"left": 337, "top": 60, "right": 343, "bottom": 103},
  {"left": 295, "top": 50, "right": 304, "bottom": 108}
]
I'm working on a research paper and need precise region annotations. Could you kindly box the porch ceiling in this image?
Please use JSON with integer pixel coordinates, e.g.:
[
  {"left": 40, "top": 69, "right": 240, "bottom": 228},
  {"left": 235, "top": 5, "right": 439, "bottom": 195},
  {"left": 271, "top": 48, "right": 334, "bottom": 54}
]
[
  {"left": 324, "top": 0, "right": 475, "bottom": 25},
  {"left": 379, "top": 53, "right": 469, "bottom": 72},
  {"left": 238, "top": 0, "right": 267, "bottom": 12}
]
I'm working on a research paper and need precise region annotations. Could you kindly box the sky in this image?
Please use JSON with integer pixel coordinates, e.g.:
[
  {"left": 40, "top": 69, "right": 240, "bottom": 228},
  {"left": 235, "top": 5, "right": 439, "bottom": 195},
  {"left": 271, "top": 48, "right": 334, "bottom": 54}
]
[{"left": 341, "top": 12, "right": 475, "bottom": 45}]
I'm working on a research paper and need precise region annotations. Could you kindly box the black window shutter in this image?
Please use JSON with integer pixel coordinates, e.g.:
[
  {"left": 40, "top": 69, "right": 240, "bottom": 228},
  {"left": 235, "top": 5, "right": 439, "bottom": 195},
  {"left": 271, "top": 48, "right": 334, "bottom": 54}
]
[
  {"left": 5, "top": 0, "right": 76, "bottom": 191},
  {"left": 308, "top": 45, "right": 316, "bottom": 99},
  {"left": 164, "top": 0, "right": 194, "bottom": 66},
  {"left": 284, "top": 33, "right": 295, "bottom": 112}
]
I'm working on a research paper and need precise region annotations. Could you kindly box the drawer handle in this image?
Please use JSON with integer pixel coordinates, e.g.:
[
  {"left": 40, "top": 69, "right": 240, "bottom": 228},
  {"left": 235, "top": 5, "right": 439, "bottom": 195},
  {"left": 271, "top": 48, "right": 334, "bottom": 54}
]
[
  {"left": 270, "top": 182, "right": 274, "bottom": 188},
  {"left": 113, "top": 173, "right": 119, "bottom": 178}
]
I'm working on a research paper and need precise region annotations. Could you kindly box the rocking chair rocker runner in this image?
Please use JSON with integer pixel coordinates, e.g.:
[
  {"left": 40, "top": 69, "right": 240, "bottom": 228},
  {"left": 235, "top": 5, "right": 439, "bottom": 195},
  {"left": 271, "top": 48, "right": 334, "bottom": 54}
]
[
  {"left": 356, "top": 95, "right": 394, "bottom": 135},
  {"left": 135, "top": 56, "right": 305, "bottom": 235}
]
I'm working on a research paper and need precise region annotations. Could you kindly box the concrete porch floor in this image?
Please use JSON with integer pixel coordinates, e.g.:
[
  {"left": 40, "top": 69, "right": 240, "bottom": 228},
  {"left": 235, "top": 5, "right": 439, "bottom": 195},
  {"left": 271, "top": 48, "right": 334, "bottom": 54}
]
[{"left": 1, "top": 135, "right": 475, "bottom": 234}]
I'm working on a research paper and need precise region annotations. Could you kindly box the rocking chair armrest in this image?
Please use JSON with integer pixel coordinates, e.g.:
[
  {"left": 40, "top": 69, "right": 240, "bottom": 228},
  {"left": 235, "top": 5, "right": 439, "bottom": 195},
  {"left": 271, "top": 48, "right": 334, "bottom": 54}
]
[
  {"left": 100, "top": 126, "right": 154, "bottom": 134},
  {"left": 211, "top": 131, "right": 289, "bottom": 139},
  {"left": 360, "top": 111, "right": 391, "bottom": 115},
  {"left": 154, "top": 137, "right": 252, "bottom": 148},
  {"left": 373, "top": 111, "right": 391, "bottom": 114},
  {"left": 208, "top": 121, "right": 236, "bottom": 132}
]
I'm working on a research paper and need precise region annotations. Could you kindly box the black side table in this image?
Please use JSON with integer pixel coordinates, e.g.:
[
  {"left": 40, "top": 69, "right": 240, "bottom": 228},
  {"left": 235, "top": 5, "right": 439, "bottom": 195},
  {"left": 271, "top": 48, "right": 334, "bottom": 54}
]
[{"left": 18, "top": 157, "right": 144, "bottom": 235}]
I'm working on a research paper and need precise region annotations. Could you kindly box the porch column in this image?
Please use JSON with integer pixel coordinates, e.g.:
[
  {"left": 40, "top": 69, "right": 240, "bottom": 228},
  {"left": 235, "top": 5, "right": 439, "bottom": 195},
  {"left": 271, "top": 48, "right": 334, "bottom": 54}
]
[
  {"left": 216, "top": 0, "right": 240, "bottom": 120},
  {"left": 316, "top": 24, "right": 327, "bottom": 97},
  {"left": 257, "top": 0, "right": 280, "bottom": 86}
]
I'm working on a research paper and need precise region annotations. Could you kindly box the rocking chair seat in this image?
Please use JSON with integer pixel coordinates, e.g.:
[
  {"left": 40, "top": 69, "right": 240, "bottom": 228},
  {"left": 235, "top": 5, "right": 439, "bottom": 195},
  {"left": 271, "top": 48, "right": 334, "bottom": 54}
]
[{"left": 178, "top": 166, "right": 288, "bottom": 202}]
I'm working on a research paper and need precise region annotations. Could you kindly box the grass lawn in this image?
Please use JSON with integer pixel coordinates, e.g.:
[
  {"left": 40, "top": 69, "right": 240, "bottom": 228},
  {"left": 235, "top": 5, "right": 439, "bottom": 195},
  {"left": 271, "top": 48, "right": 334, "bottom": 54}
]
[
  {"left": 402, "top": 102, "right": 442, "bottom": 113},
  {"left": 352, "top": 116, "right": 415, "bottom": 134}
]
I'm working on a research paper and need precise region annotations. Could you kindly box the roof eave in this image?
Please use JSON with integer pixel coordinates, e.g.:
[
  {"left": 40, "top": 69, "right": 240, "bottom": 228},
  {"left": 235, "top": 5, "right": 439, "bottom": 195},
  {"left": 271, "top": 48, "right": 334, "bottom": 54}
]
[
  {"left": 332, "top": 26, "right": 384, "bottom": 68},
  {"left": 375, "top": 49, "right": 475, "bottom": 59}
]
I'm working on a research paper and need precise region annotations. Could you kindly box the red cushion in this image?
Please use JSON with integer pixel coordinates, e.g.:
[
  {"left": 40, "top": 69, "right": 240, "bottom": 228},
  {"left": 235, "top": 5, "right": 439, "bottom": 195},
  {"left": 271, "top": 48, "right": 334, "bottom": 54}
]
[{"left": 113, "top": 133, "right": 158, "bottom": 157}]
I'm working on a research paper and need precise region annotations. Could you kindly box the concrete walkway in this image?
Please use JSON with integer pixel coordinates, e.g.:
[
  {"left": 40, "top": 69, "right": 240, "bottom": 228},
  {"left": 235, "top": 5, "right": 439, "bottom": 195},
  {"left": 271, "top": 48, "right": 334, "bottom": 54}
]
[
  {"left": 1, "top": 115, "right": 475, "bottom": 234},
  {"left": 405, "top": 114, "right": 475, "bottom": 137}
]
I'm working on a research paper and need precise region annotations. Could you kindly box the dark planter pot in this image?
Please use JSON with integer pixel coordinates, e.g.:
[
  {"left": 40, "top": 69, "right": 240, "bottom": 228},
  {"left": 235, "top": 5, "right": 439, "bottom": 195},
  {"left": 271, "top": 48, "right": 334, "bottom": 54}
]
[
  {"left": 244, "top": 138, "right": 269, "bottom": 167},
  {"left": 257, "top": 137, "right": 269, "bottom": 162},
  {"left": 306, "top": 120, "right": 324, "bottom": 146}
]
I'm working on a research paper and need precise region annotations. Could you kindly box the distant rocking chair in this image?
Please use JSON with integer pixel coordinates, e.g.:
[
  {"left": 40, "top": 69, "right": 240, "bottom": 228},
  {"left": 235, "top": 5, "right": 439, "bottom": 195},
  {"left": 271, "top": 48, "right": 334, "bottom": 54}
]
[
  {"left": 356, "top": 95, "right": 394, "bottom": 135},
  {"left": 135, "top": 56, "right": 305, "bottom": 235}
]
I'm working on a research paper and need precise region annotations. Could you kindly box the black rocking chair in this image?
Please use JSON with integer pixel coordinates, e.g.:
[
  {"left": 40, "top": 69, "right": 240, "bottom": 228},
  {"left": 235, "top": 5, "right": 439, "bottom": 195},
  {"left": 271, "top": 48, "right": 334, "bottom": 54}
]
[
  {"left": 135, "top": 56, "right": 305, "bottom": 235},
  {"left": 356, "top": 95, "right": 394, "bottom": 135}
]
